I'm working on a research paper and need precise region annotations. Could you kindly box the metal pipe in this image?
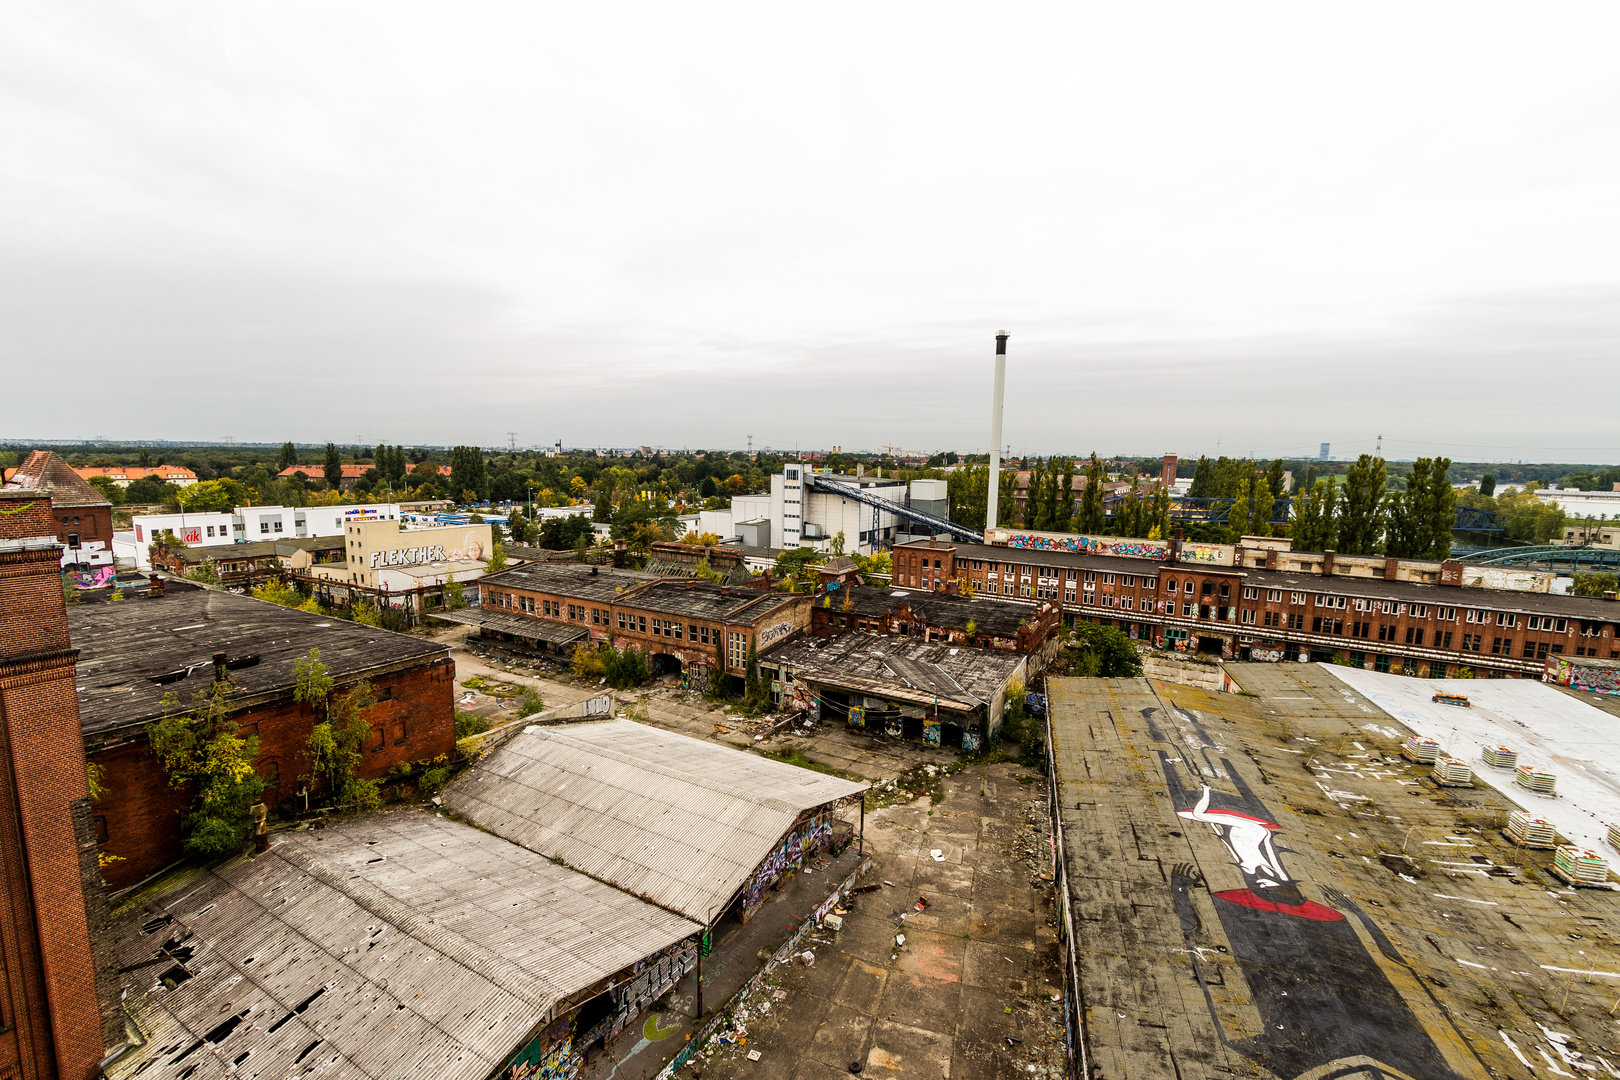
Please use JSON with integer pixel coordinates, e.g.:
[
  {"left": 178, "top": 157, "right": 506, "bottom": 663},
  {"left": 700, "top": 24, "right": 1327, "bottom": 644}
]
[{"left": 986, "top": 333, "right": 1008, "bottom": 532}]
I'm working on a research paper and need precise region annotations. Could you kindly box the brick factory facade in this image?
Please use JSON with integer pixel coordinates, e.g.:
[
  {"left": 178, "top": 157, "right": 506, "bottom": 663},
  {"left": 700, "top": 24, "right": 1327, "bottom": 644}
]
[
  {"left": 69, "top": 590, "right": 456, "bottom": 890},
  {"left": 473, "top": 562, "right": 811, "bottom": 678},
  {"left": 0, "top": 489, "right": 118, "bottom": 1079},
  {"left": 893, "top": 537, "right": 1619, "bottom": 678}
]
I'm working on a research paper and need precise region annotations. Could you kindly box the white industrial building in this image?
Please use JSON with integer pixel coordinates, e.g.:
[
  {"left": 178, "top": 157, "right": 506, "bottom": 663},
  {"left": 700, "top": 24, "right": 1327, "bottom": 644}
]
[
  {"left": 119, "top": 503, "right": 403, "bottom": 569},
  {"left": 685, "top": 465, "right": 938, "bottom": 555}
]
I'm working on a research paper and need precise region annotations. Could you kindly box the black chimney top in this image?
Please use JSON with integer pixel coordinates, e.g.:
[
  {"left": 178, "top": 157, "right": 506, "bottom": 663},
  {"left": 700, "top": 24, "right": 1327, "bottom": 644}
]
[{"left": 995, "top": 332, "right": 1009, "bottom": 355}]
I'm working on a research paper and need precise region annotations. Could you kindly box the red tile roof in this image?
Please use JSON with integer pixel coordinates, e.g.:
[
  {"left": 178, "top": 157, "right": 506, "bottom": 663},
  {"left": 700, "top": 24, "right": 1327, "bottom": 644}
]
[{"left": 6, "top": 451, "right": 112, "bottom": 506}]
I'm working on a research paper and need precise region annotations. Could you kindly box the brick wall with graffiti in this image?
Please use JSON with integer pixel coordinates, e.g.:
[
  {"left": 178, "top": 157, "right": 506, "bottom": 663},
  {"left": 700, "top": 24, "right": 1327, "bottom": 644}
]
[
  {"left": 1548, "top": 657, "right": 1620, "bottom": 696},
  {"left": 994, "top": 531, "right": 1171, "bottom": 560},
  {"left": 738, "top": 814, "right": 834, "bottom": 919}
]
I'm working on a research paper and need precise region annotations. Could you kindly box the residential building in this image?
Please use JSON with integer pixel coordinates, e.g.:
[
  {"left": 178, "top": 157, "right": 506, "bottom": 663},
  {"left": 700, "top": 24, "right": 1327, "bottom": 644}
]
[
  {"left": 468, "top": 563, "right": 810, "bottom": 677},
  {"left": 277, "top": 462, "right": 450, "bottom": 488},
  {"left": 70, "top": 589, "right": 456, "bottom": 889},
  {"left": 761, "top": 632, "right": 1027, "bottom": 750},
  {"left": 0, "top": 490, "right": 119, "bottom": 1078},
  {"left": 3, "top": 449, "right": 115, "bottom": 571},
  {"left": 893, "top": 536, "right": 1620, "bottom": 678},
  {"left": 70, "top": 464, "right": 197, "bottom": 488},
  {"left": 106, "top": 811, "right": 698, "bottom": 1080}
]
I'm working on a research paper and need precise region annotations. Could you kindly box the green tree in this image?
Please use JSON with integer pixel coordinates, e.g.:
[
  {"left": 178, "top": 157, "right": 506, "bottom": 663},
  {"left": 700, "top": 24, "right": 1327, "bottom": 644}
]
[
  {"left": 188, "top": 558, "right": 221, "bottom": 585},
  {"left": 1339, "top": 454, "right": 1387, "bottom": 555},
  {"left": 1187, "top": 456, "right": 1214, "bottom": 499},
  {"left": 280, "top": 441, "right": 298, "bottom": 470},
  {"left": 1572, "top": 571, "right": 1619, "bottom": 597},
  {"left": 593, "top": 485, "right": 613, "bottom": 523},
  {"left": 323, "top": 443, "right": 343, "bottom": 489},
  {"left": 1075, "top": 453, "right": 1106, "bottom": 534},
  {"left": 450, "top": 446, "right": 489, "bottom": 502},
  {"left": 1057, "top": 457, "right": 1077, "bottom": 530},
  {"left": 485, "top": 540, "right": 508, "bottom": 573},
  {"left": 1479, "top": 473, "right": 1496, "bottom": 498},
  {"left": 1070, "top": 621, "right": 1144, "bottom": 677},
  {"left": 1496, "top": 485, "right": 1565, "bottom": 543},
  {"left": 743, "top": 641, "right": 768, "bottom": 709},
  {"left": 146, "top": 675, "right": 268, "bottom": 858},
  {"left": 442, "top": 578, "right": 467, "bottom": 609},
  {"left": 1290, "top": 478, "right": 1339, "bottom": 553},
  {"left": 1386, "top": 457, "right": 1456, "bottom": 560},
  {"left": 293, "top": 649, "right": 381, "bottom": 810},
  {"left": 86, "top": 475, "right": 124, "bottom": 505}
]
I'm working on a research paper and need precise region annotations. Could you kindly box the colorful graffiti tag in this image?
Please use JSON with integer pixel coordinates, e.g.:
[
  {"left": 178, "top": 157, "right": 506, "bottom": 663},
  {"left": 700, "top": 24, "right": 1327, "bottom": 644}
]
[
  {"left": 1178, "top": 542, "right": 1231, "bottom": 564},
  {"left": 739, "top": 817, "right": 834, "bottom": 913},
  {"left": 1549, "top": 658, "right": 1620, "bottom": 696},
  {"left": 64, "top": 567, "right": 118, "bottom": 591},
  {"left": 1001, "top": 532, "right": 1170, "bottom": 560},
  {"left": 501, "top": 1016, "right": 575, "bottom": 1080}
]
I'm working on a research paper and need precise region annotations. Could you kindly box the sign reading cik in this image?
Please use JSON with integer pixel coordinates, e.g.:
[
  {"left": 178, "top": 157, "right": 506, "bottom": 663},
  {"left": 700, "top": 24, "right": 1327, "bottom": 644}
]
[{"left": 369, "top": 546, "right": 447, "bottom": 569}]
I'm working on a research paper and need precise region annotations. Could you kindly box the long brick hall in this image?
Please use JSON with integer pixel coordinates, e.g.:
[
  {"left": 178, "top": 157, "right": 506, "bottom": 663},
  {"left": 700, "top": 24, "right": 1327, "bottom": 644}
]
[{"left": 0, "top": 489, "right": 113, "bottom": 1079}]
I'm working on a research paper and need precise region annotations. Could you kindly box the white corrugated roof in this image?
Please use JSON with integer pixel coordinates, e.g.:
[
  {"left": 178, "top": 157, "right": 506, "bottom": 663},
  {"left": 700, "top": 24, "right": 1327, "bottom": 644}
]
[
  {"left": 445, "top": 719, "right": 867, "bottom": 921},
  {"left": 108, "top": 810, "right": 697, "bottom": 1080}
]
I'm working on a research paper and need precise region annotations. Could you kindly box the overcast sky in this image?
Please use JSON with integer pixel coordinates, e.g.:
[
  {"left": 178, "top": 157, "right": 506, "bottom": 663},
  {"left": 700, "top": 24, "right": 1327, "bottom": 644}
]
[{"left": 3, "top": 4, "right": 1618, "bottom": 462}]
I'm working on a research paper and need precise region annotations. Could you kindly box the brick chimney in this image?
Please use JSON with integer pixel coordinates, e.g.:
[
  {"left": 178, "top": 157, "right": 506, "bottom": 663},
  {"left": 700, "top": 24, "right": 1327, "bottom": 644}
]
[
  {"left": 0, "top": 490, "right": 119, "bottom": 1069},
  {"left": 1383, "top": 557, "right": 1399, "bottom": 580},
  {"left": 1265, "top": 548, "right": 1277, "bottom": 571},
  {"left": 1322, "top": 550, "right": 1335, "bottom": 577}
]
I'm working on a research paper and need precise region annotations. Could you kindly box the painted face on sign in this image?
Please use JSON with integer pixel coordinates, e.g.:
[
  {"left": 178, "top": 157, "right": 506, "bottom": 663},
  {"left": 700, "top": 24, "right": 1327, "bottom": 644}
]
[{"left": 465, "top": 532, "right": 484, "bottom": 561}]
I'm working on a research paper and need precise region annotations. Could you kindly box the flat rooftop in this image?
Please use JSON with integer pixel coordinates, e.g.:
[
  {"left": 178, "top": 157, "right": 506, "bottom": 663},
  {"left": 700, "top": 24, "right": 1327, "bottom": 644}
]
[
  {"left": 70, "top": 589, "right": 447, "bottom": 735},
  {"left": 107, "top": 809, "right": 697, "bottom": 1080},
  {"left": 763, "top": 632, "right": 1025, "bottom": 710},
  {"left": 1326, "top": 665, "right": 1620, "bottom": 870},
  {"left": 1049, "top": 665, "right": 1620, "bottom": 1080},
  {"left": 480, "top": 562, "right": 656, "bottom": 604}
]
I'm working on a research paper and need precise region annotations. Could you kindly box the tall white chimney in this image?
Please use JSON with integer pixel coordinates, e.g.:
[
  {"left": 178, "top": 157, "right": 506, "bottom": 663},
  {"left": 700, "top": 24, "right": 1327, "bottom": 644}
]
[{"left": 985, "top": 332, "right": 1008, "bottom": 532}]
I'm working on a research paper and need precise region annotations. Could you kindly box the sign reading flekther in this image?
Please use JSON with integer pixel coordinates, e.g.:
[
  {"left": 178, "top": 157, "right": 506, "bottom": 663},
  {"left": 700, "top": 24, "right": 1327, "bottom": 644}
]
[{"left": 369, "top": 546, "right": 447, "bottom": 568}]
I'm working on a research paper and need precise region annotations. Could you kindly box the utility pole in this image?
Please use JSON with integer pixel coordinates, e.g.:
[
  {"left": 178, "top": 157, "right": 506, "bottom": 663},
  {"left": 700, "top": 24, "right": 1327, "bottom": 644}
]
[
  {"left": 747, "top": 435, "right": 753, "bottom": 458},
  {"left": 1376, "top": 433, "right": 1383, "bottom": 457},
  {"left": 508, "top": 432, "right": 517, "bottom": 453}
]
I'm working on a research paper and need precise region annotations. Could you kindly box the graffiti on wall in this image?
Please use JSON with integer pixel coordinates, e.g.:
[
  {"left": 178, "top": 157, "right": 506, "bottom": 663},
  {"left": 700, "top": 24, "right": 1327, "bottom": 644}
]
[
  {"left": 1551, "top": 658, "right": 1620, "bottom": 695},
  {"left": 1146, "top": 705, "right": 1465, "bottom": 1080},
  {"left": 501, "top": 1016, "right": 576, "bottom": 1080},
  {"left": 1002, "top": 532, "right": 1170, "bottom": 560},
  {"left": 1178, "top": 542, "right": 1231, "bottom": 564},
  {"left": 923, "top": 719, "right": 942, "bottom": 746},
  {"left": 758, "top": 620, "right": 793, "bottom": 648},
  {"left": 740, "top": 817, "right": 834, "bottom": 913},
  {"left": 65, "top": 567, "right": 117, "bottom": 590}
]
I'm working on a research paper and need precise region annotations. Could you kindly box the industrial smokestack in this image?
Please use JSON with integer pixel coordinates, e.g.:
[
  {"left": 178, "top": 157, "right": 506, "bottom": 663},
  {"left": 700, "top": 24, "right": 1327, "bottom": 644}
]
[{"left": 986, "top": 332, "right": 1009, "bottom": 532}]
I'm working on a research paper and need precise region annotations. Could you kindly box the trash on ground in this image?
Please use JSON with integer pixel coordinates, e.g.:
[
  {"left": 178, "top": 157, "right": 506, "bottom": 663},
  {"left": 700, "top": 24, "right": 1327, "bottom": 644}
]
[
  {"left": 930, "top": 849, "right": 945, "bottom": 861},
  {"left": 895, "top": 933, "right": 906, "bottom": 947},
  {"left": 801, "top": 950, "right": 816, "bottom": 967}
]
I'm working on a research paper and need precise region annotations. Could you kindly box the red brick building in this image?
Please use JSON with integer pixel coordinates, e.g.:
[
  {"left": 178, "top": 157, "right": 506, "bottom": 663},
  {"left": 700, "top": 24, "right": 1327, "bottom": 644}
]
[
  {"left": 893, "top": 537, "right": 1619, "bottom": 678},
  {"left": 0, "top": 489, "right": 116, "bottom": 1079},
  {"left": 4, "top": 450, "right": 115, "bottom": 572},
  {"left": 69, "top": 589, "right": 456, "bottom": 889},
  {"left": 471, "top": 563, "right": 811, "bottom": 679}
]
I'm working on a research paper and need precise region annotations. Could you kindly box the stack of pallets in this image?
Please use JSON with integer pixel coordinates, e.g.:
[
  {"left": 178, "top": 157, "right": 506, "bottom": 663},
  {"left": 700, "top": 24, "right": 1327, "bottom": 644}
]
[
  {"left": 1481, "top": 745, "right": 1518, "bottom": 769},
  {"left": 1553, "top": 846, "right": 1610, "bottom": 886},
  {"left": 1515, "top": 764, "right": 1557, "bottom": 795},
  {"left": 1402, "top": 736, "right": 1442, "bottom": 764},
  {"left": 1433, "top": 757, "right": 1473, "bottom": 785},
  {"left": 1506, "top": 811, "right": 1557, "bottom": 848},
  {"left": 1608, "top": 822, "right": 1620, "bottom": 851}
]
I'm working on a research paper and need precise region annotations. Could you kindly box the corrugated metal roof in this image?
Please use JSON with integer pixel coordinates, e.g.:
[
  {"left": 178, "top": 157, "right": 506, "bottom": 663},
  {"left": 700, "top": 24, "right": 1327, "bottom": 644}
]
[
  {"left": 445, "top": 719, "right": 867, "bottom": 921},
  {"left": 430, "top": 607, "right": 590, "bottom": 644},
  {"left": 107, "top": 810, "right": 697, "bottom": 1080}
]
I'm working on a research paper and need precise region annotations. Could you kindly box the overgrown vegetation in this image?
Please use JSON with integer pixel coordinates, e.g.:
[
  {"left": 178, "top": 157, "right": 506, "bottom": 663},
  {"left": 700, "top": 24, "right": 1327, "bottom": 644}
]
[
  {"left": 571, "top": 642, "right": 649, "bottom": 688},
  {"left": 1573, "top": 571, "right": 1619, "bottom": 598},
  {"left": 293, "top": 649, "right": 382, "bottom": 812},
  {"left": 147, "top": 676, "right": 268, "bottom": 859}
]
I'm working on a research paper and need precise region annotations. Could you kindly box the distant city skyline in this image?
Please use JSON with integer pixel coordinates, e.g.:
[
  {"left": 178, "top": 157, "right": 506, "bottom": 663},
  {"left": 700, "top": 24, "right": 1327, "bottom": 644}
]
[{"left": 3, "top": 5, "right": 1618, "bottom": 462}]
